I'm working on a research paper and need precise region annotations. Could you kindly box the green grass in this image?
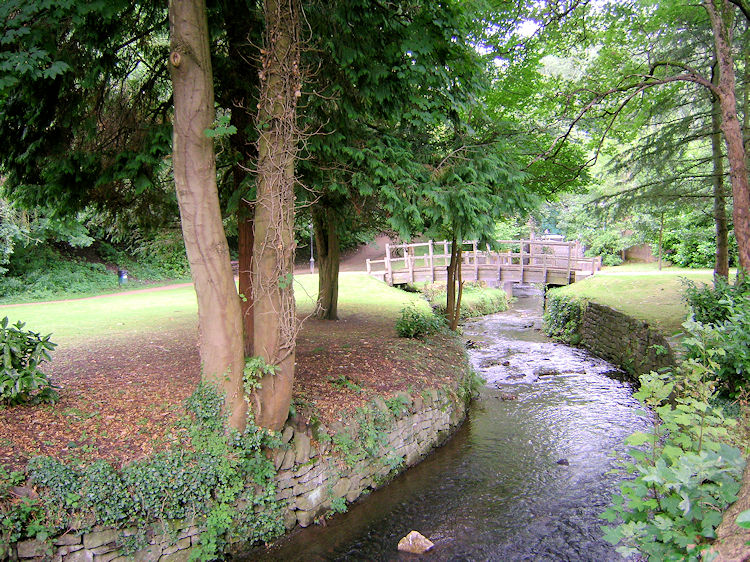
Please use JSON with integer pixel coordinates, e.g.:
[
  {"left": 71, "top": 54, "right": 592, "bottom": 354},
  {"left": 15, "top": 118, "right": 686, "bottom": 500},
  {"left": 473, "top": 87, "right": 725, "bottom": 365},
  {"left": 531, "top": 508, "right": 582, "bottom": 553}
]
[
  {"left": 295, "top": 272, "right": 431, "bottom": 317},
  {"left": 0, "top": 285, "right": 200, "bottom": 345},
  {"left": 556, "top": 264, "right": 724, "bottom": 335},
  {"left": 0, "top": 273, "right": 428, "bottom": 346}
]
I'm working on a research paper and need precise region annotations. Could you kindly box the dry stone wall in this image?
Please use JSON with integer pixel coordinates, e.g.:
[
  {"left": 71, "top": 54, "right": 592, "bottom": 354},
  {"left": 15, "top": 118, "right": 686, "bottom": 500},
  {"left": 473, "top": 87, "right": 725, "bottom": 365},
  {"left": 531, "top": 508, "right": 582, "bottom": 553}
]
[
  {"left": 579, "top": 302, "right": 676, "bottom": 377},
  {"left": 268, "top": 388, "right": 467, "bottom": 532},
  {"left": 10, "top": 387, "right": 470, "bottom": 561}
]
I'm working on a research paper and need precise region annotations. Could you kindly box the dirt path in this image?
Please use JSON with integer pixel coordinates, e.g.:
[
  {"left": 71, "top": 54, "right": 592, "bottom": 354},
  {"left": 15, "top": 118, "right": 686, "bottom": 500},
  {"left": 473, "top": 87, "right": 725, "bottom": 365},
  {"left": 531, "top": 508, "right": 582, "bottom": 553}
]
[{"left": 293, "top": 234, "right": 390, "bottom": 274}]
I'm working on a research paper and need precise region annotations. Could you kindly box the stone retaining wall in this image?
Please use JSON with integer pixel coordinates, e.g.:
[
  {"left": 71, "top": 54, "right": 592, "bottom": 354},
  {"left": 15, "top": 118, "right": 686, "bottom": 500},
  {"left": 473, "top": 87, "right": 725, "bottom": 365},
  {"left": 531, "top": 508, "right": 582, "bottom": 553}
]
[
  {"left": 11, "top": 387, "right": 469, "bottom": 561},
  {"left": 580, "top": 301, "right": 676, "bottom": 377},
  {"left": 268, "top": 388, "right": 467, "bottom": 532}
]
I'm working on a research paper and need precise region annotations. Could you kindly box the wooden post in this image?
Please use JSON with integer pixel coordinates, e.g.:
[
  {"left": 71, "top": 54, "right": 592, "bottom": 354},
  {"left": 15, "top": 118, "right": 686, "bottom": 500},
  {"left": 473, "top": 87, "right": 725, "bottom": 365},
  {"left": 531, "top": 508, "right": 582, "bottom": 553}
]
[
  {"left": 542, "top": 252, "right": 548, "bottom": 284},
  {"left": 443, "top": 240, "right": 449, "bottom": 266},
  {"left": 408, "top": 247, "right": 414, "bottom": 283},
  {"left": 566, "top": 243, "right": 572, "bottom": 283},
  {"left": 519, "top": 240, "right": 524, "bottom": 282},
  {"left": 473, "top": 240, "right": 478, "bottom": 282},
  {"left": 385, "top": 243, "right": 392, "bottom": 285},
  {"left": 366, "top": 258, "right": 371, "bottom": 275},
  {"left": 429, "top": 240, "right": 435, "bottom": 282}
]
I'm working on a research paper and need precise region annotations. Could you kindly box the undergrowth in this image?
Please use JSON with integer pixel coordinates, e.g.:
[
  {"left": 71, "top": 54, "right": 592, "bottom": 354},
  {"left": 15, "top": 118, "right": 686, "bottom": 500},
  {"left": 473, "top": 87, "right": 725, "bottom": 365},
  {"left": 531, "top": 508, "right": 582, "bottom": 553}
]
[
  {"left": 0, "top": 383, "right": 284, "bottom": 560},
  {"left": 602, "top": 332, "right": 745, "bottom": 560}
]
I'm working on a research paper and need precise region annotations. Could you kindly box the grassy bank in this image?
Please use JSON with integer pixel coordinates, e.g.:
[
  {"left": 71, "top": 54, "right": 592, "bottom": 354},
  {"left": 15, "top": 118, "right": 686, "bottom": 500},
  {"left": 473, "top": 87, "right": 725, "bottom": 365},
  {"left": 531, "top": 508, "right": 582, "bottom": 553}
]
[{"left": 554, "top": 264, "right": 724, "bottom": 335}]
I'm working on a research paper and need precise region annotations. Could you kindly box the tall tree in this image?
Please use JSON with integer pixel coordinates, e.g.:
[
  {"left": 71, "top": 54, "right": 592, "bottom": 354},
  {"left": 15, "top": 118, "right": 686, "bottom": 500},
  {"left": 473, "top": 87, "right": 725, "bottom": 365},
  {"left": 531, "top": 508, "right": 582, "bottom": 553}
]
[
  {"left": 169, "top": 0, "right": 246, "bottom": 429},
  {"left": 0, "top": 1, "right": 174, "bottom": 234},
  {"left": 541, "top": 0, "right": 749, "bottom": 270},
  {"left": 250, "top": 0, "right": 300, "bottom": 431}
]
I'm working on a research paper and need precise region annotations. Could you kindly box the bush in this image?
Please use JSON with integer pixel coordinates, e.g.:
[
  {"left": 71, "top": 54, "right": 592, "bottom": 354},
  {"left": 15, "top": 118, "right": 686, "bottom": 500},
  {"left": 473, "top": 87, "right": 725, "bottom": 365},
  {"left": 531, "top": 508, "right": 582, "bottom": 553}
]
[
  {"left": 0, "top": 317, "right": 57, "bottom": 405},
  {"left": 420, "top": 282, "right": 508, "bottom": 319},
  {"left": 0, "top": 246, "right": 115, "bottom": 300},
  {"left": 682, "top": 275, "right": 750, "bottom": 326},
  {"left": 602, "top": 349, "right": 745, "bottom": 560},
  {"left": 682, "top": 276, "right": 750, "bottom": 396},
  {"left": 543, "top": 291, "right": 586, "bottom": 344},
  {"left": 395, "top": 305, "right": 443, "bottom": 338},
  {"left": 683, "top": 305, "right": 750, "bottom": 398}
]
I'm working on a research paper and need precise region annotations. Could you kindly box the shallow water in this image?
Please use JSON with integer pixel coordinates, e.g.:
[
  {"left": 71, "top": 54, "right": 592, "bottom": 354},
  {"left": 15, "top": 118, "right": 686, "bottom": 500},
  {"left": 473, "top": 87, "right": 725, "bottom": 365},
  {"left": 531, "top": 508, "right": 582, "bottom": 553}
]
[{"left": 254, "top": 286, "right": 646, "bottom": 561}]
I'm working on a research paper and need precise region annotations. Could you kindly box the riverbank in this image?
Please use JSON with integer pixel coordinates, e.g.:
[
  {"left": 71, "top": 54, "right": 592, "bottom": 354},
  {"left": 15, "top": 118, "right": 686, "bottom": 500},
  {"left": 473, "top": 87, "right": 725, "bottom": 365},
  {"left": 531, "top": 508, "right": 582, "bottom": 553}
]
[
  {"left": 545, "top": 264, "right": 750, "bottom": 560},
  {"left": 1, "top": 273, "right": 476, "bottom": 559},
  {"left": 554, "top": 263, "right": 718, "bottom": 335},
  {"left": 252, "top": 284, "right": 646, "bottom": 559}
]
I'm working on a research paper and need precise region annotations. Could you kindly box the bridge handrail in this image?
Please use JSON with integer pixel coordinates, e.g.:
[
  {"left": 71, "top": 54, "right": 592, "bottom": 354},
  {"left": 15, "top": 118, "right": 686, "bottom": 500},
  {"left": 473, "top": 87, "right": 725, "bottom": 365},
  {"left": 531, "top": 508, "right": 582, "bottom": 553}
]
[{"left": 365, "top": 238, "right": 601, "bottom": 278}]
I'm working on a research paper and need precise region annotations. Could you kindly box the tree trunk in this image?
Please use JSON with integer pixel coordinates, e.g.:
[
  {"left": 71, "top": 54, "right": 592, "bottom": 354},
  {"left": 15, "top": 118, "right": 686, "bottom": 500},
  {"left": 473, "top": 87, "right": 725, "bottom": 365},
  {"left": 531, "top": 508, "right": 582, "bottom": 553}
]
[
  {"left": 220, "top": 0, "right": 261, "bottom": 355},
  {"left": 250, "top": 0, "right": 300, "bottom": 431},
  {"left": 445, "top": 237, "right": 458, "bottom": 324},
  {"left": 705, "top": 0, "right": 750, "bottom": 271},
  {"left": 452, "top": 248, "right": 464, "bottom": 331},
  {"left": 711, "top": 83, "right": 730, "bottom": 279},
  {"left": 238, "top": 198, "right": 254, "bottom": 355},
  {"left": 169, "top": 0, "right": 247, "bottom": 430},
  {"left": 658, "top": 211, "right": 664, "bottom": 271},
  {"left": 445, "top": 238, "right": 464, "bottom": 331},
  {"left": 313, "top": 206, "right": 340, "bottom": 320}
]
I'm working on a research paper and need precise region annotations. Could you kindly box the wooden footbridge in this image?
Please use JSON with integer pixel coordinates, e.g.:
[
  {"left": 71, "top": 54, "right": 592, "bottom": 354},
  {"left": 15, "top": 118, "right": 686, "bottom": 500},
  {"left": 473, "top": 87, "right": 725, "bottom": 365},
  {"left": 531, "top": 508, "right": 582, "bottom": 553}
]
[{"left": 366, "top": 239, "right": 601, "bottom": 289}]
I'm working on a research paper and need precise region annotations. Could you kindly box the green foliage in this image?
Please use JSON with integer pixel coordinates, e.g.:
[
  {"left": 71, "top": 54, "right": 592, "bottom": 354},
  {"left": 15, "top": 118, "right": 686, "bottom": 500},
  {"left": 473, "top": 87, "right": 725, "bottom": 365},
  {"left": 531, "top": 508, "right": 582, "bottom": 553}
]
[
  {"left": 243, "top": 356, "right": 280, "bottom": 395},
  {"left": 331, "top": 432, "right": 364, "bottom": 467},
  {"left": 736, "top": 509, "right": 750, "bottom": 529},
  {"left": 327, "top": 375, "right": 362, "bottom": 393},
  {"left": 683, "top": 311, "right": 750, "bottom": 399},
  {"left": 0, "top": 317, "right": 57, "bottom": 405},
  {"left": 430, "top": 284, "right": 509, "bottom": 319},
  {"left": 331, "top": 400, "right": 401, "bottom": 470},
  {"left": 127, "top": 231, "right": 190, "bottom": 279},
  {"left": 0, "top": 246, "right": 112, "bottom": 300},
  {"left": 0, "top": 235, "right": 189, "bottom": 302},
  {"left": 355, "top": 404, "right": 393, "bottom": 458},
  {"left": 0, "top": 465, "right": 45, "bottom": 558},
  {"left": 680, "top": 276, "right": 750, "bottom": 396},
  {"left": 396, "top": 304, "right": 443, "bottom": 338},
  {"left": 543, "top": 292, "right": 586, "bottom": 344},
  {"left": 662, "top": 213, "right": 738, "bottom": 269},
  {"left": 602, "top": 347, "right": 745, "bottom": 560},
  {"left": 458, "top": 369, "right": 485, "bottom": 405},
  {"left": 385, "top": 395, "right": 410, "bottom": 417},
  {"left": 6, "top": 384, "right": 283, "bottom": 559},
  {"left": 329, "top": 495, "right": 347, "bottom": 515},
  {"left": 203, "top": 114, "right": 237, "bottom": 139},
  {"left": 683, "top": 276, "right": 750, "bottom": 326}
]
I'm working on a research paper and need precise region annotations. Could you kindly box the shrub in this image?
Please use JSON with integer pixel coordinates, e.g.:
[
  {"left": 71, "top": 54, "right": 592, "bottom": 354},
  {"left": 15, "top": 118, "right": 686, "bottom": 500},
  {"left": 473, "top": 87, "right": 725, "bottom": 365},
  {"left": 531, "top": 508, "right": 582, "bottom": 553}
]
[
  {"left": 602, "top": 353, "right": 745, "bottom": 560},
  {"left": 0, "top": 318, "right": 57, "bottom": 405},
  {"left": 683, "top": 302, "right": 750, "bottom": 398},
  {"left": 395, "top": 305, "right": 442, "bottom": 338},
  {"left": 682, "top": 275, "right": 750, "bottom": 326},
  {"left": 543, "top": 292, "right": 586, "bottom": 344},
  {"left": 681, "top": 275, "right": 750, "bottom": 396},
  {"left": 420, "top": 282, "right": 508, "bottom": 319}
]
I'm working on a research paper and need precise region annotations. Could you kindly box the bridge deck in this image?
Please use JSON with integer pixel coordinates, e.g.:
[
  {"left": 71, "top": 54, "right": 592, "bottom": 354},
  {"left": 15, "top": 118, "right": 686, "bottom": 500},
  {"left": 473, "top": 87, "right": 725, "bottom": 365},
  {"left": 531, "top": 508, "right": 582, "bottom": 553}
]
[{"left": 366, "top": 239, "right": 601, "bottom": 288}]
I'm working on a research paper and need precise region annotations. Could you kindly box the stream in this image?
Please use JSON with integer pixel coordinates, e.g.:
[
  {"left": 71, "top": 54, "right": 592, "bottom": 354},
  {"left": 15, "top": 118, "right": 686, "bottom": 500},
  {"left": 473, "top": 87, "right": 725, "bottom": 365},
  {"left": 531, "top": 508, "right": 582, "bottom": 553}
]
[{"left": 257, "top": 286, "right": 647, "bottom": 561}]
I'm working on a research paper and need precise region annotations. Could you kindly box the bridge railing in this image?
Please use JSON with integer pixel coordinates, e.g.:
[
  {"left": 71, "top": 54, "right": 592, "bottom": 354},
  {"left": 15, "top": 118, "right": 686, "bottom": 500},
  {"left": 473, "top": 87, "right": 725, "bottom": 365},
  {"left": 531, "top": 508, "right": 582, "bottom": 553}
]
[{"left": 365, "top": 239, "right": 601, "bottom": 284}]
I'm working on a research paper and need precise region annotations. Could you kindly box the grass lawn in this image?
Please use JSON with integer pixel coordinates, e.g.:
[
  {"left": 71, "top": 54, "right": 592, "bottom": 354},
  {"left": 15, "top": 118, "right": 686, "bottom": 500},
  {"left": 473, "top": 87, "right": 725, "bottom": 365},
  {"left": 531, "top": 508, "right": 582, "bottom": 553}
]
[
  {"left": 555, "top": 263, "right": 725, "bottom": 335},
  {"left": 0, "top": 273, "right": 429, "bottom": 346}
]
